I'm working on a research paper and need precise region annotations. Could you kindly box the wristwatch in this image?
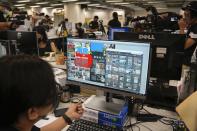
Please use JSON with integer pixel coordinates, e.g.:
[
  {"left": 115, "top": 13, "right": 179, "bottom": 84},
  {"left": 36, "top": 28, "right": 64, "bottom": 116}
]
[{"left": 62, "top": 114, "right": 72, "bottom": 124}]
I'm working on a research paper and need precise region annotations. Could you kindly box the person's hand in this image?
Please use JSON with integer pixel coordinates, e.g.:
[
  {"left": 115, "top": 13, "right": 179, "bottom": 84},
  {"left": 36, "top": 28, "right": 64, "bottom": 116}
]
[{"left": 65, "top": 103, "right": 84, "bottom": 120}]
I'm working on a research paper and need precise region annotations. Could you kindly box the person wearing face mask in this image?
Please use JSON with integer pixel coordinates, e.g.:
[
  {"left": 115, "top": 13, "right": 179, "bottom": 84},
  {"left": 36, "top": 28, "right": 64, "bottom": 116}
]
[
  {"left": 33, "top": 26, "right": 58, "bottom": 56},
  {"left": 177, "top": 1, "right": 197, "bottom": 101}
]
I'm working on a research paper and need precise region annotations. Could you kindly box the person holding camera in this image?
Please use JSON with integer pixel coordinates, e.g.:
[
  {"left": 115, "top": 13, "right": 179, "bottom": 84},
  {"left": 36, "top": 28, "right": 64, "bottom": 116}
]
[
  {"left": 177, "top": 1, "right": 197, "bottom": 101},
  {"left": 0, "top": 3, "right": 19, "bottom": 30}
]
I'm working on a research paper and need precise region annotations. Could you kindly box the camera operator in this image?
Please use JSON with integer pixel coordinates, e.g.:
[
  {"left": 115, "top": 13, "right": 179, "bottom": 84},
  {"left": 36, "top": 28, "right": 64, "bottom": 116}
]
[
  {"left": 177, "top": 1, "right": 197, "bottom": 101},
  {"left": 0, "top": 3, "right": 18, "bottom": 30}
]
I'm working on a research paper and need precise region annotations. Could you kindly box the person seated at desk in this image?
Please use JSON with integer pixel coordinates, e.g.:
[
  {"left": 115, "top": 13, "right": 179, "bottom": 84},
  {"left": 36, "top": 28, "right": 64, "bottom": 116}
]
[
  {"left": 89, "top": 16, "right": 99, "bottom": 32},
  {"left": 0, "top": 55, "right": 84, "bottom": 131},
  {"left": 75, "top": 22, "right": 84, "bottom": 38},
  {"left": 33, "top": 26, "right": 58, "bottom": 56}
]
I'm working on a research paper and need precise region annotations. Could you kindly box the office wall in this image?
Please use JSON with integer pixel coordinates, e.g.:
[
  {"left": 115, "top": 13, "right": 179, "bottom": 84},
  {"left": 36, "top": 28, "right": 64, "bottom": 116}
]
[{"left": 64, "top": 3, "right": 125, "bottom": 26}]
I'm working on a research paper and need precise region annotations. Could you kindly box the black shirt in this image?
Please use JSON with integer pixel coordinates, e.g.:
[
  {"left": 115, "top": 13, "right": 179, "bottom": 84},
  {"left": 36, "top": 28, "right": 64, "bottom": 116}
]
[
  {"left": 0, "top": 126, "right": 40, "bottom": 131},
  {"left": 76, "top": 28, "right": 84, "bottom": 38},
  {"left": 39, "top": 41, "right": 52, "bottom": 56},
  {"left": 89, "top": 21, "right": 99, "bottom": 30},
  {"left": 108, "top": 19, "right": 121, "bottom": 28},
  {"left": 183, "top": 23, "right": 197, "bottom": 66}
]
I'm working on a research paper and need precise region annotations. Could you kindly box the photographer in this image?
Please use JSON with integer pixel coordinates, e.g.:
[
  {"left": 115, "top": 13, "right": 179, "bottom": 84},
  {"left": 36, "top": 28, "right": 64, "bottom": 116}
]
[
  {"left": 177, "top": 1, "right": 197, "bottom": 101},
  {"left": 0, "top": 3, "right": 19, "bottom": 30}
]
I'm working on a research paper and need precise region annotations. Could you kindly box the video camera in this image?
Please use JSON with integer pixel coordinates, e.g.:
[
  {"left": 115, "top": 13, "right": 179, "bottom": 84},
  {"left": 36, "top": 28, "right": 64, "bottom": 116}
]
[
  {"left": 130, "top": 6, "right": 182, "bottom": 32},
  {"left": 8, "top": 11, "right": 28, "bottom": 25}
]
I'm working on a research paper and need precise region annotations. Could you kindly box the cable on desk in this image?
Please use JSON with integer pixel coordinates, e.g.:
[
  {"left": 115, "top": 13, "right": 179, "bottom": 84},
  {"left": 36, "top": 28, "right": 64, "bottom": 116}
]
[
  {"left": 138, "top": 123, "right": 153, "bottom": 131},
  {"left": 142, "top": 106, "right": 179, "bottom": 121},
  {"left": 132, "top": 124, "right": 140, "bottom": 131}
]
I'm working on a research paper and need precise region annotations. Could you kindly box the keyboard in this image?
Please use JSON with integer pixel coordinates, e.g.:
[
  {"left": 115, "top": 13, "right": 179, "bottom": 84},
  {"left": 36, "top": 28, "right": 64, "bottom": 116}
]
[{"left": 67, "top": 119, "right": 122, "bottom": 131}]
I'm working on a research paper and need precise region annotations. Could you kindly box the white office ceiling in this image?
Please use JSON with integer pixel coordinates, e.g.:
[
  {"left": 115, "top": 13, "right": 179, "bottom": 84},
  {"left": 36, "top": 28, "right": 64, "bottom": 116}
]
[{"left": 6, "top": 0, "right": 197, "bottom": 11}]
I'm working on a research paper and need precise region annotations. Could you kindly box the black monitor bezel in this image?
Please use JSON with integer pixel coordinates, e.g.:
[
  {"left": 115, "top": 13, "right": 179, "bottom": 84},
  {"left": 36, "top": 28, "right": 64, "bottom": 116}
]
[
  {"left": 6, "top": 30, "right": 39, "bottom": 56},
  {"left": 113, "top": 32, "right": 185, "bottom": 80}
]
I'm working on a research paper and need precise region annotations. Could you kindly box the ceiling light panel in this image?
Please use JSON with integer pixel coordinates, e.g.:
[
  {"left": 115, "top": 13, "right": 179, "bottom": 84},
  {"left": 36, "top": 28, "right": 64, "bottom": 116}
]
[
  {"left": 14, "top": 4, "right": 26, "bottom": 7},
  {"left": 16, "top": 0, "right": 30, "bottom": 3},
  {"left": 75, "top": 2, "right": 90, "bottom": 4},
  {"left": 36, "top": 2, "right": 49, "bottom": 5},
  {"left": 62, "top": 0, "right": 78, "bottom": 2},
  {"left": 113, "top": 2, "right": 130, "bottom": 5},
  {"left": 51, "top": 4, "right": 63, "bottom": 6},
  {"left": 106, "top": 0, "right": 123, "bottom": 3},
  {"left": 88, "top": 4, "right": 100, "bottom": 6}
]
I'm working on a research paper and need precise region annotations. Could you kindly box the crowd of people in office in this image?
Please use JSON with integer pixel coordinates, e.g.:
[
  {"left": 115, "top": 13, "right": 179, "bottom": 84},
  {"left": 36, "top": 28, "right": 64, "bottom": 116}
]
[{"left": 0, "top": 1, "right": 197, "bottom": 131}]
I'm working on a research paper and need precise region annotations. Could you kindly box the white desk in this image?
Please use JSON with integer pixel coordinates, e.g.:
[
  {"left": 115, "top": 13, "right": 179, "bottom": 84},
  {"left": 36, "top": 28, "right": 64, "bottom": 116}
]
[
  {"left": 49, "top": 61, "right": 66, "bottom": 70},
  {"left": 41, "top": 57, "right": 67, "bottom": 70},
  {"left": 35, "top": 98, "right": 178, "bottom": 131}
]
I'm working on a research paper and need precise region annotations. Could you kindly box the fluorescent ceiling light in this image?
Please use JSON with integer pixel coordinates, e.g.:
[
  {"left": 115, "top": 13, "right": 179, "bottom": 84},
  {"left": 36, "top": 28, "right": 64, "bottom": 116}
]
[
  {"left": 75, "top": 2, "right": 90, "bottom": 4},
  {"left": 51, "top": 4, "right": 63, "bottom": 6},
  {"left": 62, "top": 0, "right": 78, "bottom": 2},
  {"left": 30, "top": 5, "right": 41, "bottom": 8},
  {"left": 106, "top": 0, "right": 123, "bottom": 3},
  {"left": 14, "top": 4, "right": 26, "bottom": 7},
  {"left": 157, "top": 7, "right": 168, "bottom": 10},
  {"left": 36, "top": 2, "right": 49, "bottom": 5},
  {"left": 17, "top": 7, "right": 25, "bottom": 9},
  {"left": 88, "top": 4, "right": 100, "bottom": 6},
  {"left": 113, "top": 2, "right": 130, "bottom": 5},
  {"left": 16, "top": 0, "right": 30, "bottom": 3}
]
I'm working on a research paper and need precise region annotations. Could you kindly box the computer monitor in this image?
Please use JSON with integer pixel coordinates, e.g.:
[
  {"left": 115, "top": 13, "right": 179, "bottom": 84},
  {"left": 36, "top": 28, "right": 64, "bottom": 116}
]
[
  {"left": 66, "top": 38, "right": 151, "bottom": 99},
  {"left": 114, "top": 32, "right": 185, "bottom": 80},
  {"left": 7, "top": 30, "right": 39, "bottom": 55},
  {"left": 108, "top": 27, "right": 131, "bottom": 40}
]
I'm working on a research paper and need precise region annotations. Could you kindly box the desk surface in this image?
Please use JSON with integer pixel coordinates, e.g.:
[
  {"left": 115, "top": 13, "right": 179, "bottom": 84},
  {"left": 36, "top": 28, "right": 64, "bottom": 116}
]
[
  {"left": 42, "top": 57, "right": 67, "bottom": 70},
  {"left": 49, "top": 61, "right": 66, "bottom": 70},
  {"left": 35, "top": 97, "right": 178, "bottom": 131}
]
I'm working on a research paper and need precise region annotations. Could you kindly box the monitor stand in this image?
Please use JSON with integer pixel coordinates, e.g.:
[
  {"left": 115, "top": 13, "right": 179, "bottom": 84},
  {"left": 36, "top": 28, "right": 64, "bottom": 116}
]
[{"left": 84, "top": 93, "right": 125, "bottom": 115}]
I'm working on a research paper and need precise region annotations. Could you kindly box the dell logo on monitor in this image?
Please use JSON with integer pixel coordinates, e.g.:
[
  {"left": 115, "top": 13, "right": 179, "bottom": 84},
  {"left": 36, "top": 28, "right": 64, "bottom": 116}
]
[{"left": 139, "top": 34, "right": 155, "bottom": 40}]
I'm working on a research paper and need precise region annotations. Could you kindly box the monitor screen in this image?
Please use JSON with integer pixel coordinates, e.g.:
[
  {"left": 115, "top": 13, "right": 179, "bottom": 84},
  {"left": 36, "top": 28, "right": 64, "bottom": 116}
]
[
  {"left": 7, "top": 30, "right": 38, "bottom": 55},
  {"left": 114, "top": 32, "right": 185, "bottom": 80},
  {"left": 108, "top": 27, "right": 131, "bottom": 40},
  {"left": 67, "top": 38, "right": 151, "bottom": 96}
]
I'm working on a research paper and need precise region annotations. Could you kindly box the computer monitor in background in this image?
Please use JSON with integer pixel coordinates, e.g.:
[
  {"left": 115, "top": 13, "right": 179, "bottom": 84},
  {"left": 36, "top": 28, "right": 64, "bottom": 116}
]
[
  {"left": 114, "top": 32, "right": 185, "bottom": 80},
  {"left": 7, "top": 31, "right": 39, "bottom": 55},
  {"left": 66, "top": 38, "right": 151, "bottom": 112},
  {"left": 108, "top": 27, "right": 131, "bottom": 40},
  {"left": 114, "top": 32, "right": 185, "bottom": 109}
]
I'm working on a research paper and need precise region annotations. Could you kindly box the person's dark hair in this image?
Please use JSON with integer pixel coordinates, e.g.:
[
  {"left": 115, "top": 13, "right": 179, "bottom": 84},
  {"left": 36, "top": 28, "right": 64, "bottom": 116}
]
[
  {"left": 33, "top": 26, "right": 48, "bottom": 43},
  {"left": 65, "top": 18, "right": 68, "bottom": 22},
  {"left": 0, "top": 55, "right": 58, "bottom": 127},
  {"left": 78, "top": 22, "right": 82, "bottom": 27},
  {"left": 94, "top": 16, "right": 99, "bottom": 20},
  {"left": 183, "top": 1, "right": 197, "bottom": 19},
  {"left": 113, "top": 12, "right": 118, "bottom": 20}
]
